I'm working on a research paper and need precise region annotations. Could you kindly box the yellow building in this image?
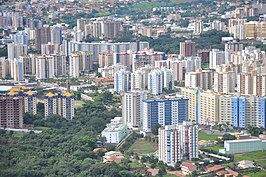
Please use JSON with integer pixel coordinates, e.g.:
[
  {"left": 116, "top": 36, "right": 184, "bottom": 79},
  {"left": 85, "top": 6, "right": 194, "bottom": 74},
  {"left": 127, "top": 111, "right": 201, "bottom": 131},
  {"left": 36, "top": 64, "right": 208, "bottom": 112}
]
[{"left": 245, "top": 21, "right": 266, "bottom": 39}]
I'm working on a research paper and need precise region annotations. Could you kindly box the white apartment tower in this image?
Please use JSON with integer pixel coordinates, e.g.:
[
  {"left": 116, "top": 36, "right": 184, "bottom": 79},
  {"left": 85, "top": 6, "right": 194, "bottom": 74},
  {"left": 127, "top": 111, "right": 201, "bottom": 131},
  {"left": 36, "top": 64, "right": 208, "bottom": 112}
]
[
  {"left": 148, "top": 69, "right": 163, "bottom": 95},
  {"left": 69, "top": 52, "right": 80, "bottom": 78},
  {"left": 159, "top": 122, "right": 198, "bottom": 166},
  {"left": 114, "top": 70, "right": 131, "bottom": 93},
  {"left": 121, "top": 91, "right": 147, "bottom": 128}
]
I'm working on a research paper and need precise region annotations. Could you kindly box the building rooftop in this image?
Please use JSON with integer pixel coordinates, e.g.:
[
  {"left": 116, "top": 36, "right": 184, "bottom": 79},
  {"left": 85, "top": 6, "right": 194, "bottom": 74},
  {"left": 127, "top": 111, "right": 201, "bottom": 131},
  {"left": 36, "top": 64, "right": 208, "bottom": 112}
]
[
  {"left": 225, "top": 138, "right": 262, "bottom": 143},
  {"left": 24, "top": 90, "right": 36, "bottom": 96},
  {"left": 205, "top": 165, "right": 225, "bottom": 173},
  {"left": 63, "top": 91, "right": 73, "bottom": 97},
  {"left": 46, "top": 92, "right": 56, "bottom": 98},
  {"left": 143, "top": 97, "right": 188, "bottom": 103}
]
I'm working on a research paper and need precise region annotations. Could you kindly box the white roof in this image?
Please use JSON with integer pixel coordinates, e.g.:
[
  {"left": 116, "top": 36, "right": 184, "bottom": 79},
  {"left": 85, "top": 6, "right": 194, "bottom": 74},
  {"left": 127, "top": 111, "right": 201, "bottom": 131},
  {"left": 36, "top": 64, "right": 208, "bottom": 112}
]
[{"left": 225, "top": 139, "right": 261, "bottom": 143}]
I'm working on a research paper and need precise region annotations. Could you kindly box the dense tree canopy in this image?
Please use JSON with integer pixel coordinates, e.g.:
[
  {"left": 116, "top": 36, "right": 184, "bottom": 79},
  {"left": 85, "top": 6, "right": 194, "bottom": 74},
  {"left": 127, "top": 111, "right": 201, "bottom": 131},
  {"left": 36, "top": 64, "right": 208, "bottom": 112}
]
[{"left": 0, "top": 94, "right": 133, "bottom": 177}]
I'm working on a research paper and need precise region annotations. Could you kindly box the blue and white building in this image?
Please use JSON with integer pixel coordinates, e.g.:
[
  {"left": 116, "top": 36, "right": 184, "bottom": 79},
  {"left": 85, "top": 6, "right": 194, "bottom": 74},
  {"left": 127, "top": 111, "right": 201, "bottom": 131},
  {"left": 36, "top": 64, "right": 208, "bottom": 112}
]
[
  {"left": 148, "top": 69, "right": 163, "bottom": 95},
  {"left": 13, "top": 31, "right": 28, "bottom": 45},
  {"left": 143, "top": 97, "right": 188, "bottom": 132},
  {"left": 231, "top": 97, "right": 247, "bottom": 128},
  {"left": 114, "top": 70, "right": 131, "bottom": 93}
]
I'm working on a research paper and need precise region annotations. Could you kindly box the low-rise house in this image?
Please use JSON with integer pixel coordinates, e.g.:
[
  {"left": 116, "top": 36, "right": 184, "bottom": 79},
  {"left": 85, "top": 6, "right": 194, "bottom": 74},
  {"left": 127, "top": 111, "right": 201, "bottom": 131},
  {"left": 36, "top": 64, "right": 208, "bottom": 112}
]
[
  {"left": 103, "top": 151, "right": 124, "bottom": 163},
  {"left": 101, "top": 117, "right": 127, "bottom": 144},
  {"left": 146, "top": 168, "right": 159, "bottom": 176},
  {"left": 205, "top": 165, "right": 225, "bottom": 174},
  {"left": 238, "top": 160, "right": 256, "bottom": 169},
  {"left": 181, "top": 162, "right": 197, "bottom": 175}
]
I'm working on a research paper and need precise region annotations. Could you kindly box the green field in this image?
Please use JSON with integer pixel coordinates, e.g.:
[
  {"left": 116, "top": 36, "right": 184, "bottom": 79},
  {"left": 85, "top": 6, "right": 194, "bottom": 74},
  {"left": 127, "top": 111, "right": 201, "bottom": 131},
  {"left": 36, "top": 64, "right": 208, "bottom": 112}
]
[
  {"left": 129, "top": 162, "right": 145, "bottom": 168},
  {"left": 13, "top": 132, "right": 24, "bottom": 138},
  {"left": 163, "top": 174, "right": 181, "bottom": 177},
  {"left": 256, "top": 160, "right": 266, "bottom": 168},
  {"left": 34, "top": 126, "right": 50, "bottom": 131},
  {"left": 243, "top": 170, "right": 266, "bottom": 177},
  {"left": 198, "top": 131, "right": 220, "bottom": 141},
  {"left": 130, "top": 0, "right": 193, "bottom": 11},
  {"left": 202, "top": 145, "right": 224, "bottom": 153},
  {"left": 235, "top": 151, "right": 266, "bottom": 161},
  {"left": 75, "top": 100, "right": 86, "bottom": 105},
  {"left": 128, "top": 139, "right": 158, "bottom": 154}
]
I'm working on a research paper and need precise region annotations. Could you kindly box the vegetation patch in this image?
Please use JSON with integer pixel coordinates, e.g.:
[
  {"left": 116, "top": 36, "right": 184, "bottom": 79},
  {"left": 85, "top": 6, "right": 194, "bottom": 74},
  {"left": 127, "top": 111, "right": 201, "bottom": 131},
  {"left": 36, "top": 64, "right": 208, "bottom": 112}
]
[
  {"left": 128, "top": 139, "right": 158, "bottom": 155},
  {"left": 198, "top": 131, "right": 219, "bottom": 141}
]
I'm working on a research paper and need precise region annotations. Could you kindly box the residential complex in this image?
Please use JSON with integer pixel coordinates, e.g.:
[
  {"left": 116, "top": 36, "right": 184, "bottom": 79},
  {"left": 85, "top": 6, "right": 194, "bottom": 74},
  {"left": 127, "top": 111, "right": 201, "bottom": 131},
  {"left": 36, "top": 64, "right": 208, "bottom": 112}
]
[
  {"left": 0, "top": 95, "right": 23, "bottom": 129},
  {"left": 159, "top": 122, "right": 198, "bottom": 166},
  {"left": 101, "top": 117, "right": 127, "bottom": 144},
  {"left": 142, "top": 97, "right": 188, "bottom": 132},
  {"left": 44, "top": 91, "right": 75, "bottom": 120}
]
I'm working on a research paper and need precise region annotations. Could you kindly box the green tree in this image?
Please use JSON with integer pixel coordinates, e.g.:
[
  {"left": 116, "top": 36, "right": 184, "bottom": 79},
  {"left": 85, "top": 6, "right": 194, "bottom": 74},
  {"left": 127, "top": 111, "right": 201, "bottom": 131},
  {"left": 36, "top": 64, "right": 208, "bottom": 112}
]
[
  {"left": 222, "top": 134, "right": 236, "bottom": 141},
  {"left": 151, "top": 123, "right": 161, "bottom": 135}
]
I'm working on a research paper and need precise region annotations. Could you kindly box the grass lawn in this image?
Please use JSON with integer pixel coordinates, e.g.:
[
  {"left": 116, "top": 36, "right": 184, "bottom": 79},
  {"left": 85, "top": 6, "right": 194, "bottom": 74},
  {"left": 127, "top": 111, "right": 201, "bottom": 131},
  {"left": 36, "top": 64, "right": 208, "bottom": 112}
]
[
  {"left": 129, "top": 162, "right": 144, "bottom": 168},
  {"left": 75, "top": 100, "right": 86, "bottom": 105},
  {"left": 130, "top": 0, "right": 192, "bottom": 11},
  {"left": 34, "top": 126, "right": 50, "bottom": 131},
  {"left": 198, "top": 131, "right": 219, "bottom": 141},
  {"left": 128, "top": 139, "right": 158, "bottom": 155},
  {"left": 235, "top": 151, "right": 266, "bottom": 161},
  {"left": 256, "top": 160, "right": 266, "bottom": 168},
  {"left": 243, "top": 170, "right": 266, "bottom": 177},
  {"left": 202, "top": 145, "right": 224, "bottom": 153},
  {"left": 163, "top": 175, "right": 181, "bottom": 177},
  {"left": 13, "top": 131, "right": 24, "bottom": 138}
]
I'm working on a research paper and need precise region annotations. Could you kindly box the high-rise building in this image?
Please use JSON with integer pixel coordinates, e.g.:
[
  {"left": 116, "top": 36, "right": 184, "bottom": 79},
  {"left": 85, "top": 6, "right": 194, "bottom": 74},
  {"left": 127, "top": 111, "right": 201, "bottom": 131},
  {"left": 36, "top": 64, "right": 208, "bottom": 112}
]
[
  {"left": 0, "top": 58, "right": 7, "bottom": 79},
  {"left": 35, "top": 55, "right": 55, "bottom": 80},
  {"left": 99, "top": 50, "right": 114, "bottom": 68},
  {"left": 0, "top": 95, "right": 23, "bottom": 128},
  {"left": 158, "top": 122, "right": 198, "bottom": 166},
  {"left": 69, "top": 52, "right": 81, "bottom": 78},
  {"left": 131, "top": 69, "right": 144, "bottom": 90},
  {"left": 113, "top": 52, "right": 131, "bottom": 70},
  {"left": 35, "top": 27, "right": 51, "bottom": 51},
  {"left": 121, "top": 91, "right": 147, "bottom": 128},
  {"left": 114, "top": 70, "right": 131, "bottom": 93},
  {"left": 184, "top": 57, "right": 202, "bottom": 73},
  {"left": 12, "top": 58, "right": 24, "bottom": 81},
  {"left": 209, "top": 49, "right": 225, "bottom": 69},
  {"left": 50, "top": 25, "right": 62, "bottom": 45},
  {"left": 181, "top": 88, "right": 200, "bottom": 123},
  {"left": 180, "top": 41, "right": 196, "bottom": 57},
  {"left": 52, "top": 54, "right": 67, "bottom": 77},
  {"left": 44, "top": 92, "right": 74, "bottom": 120},
  {"left": 170, "top": 60, "right": 185, "bottom": 81},
  {"left": 245, "top": 21, "right": 266, "bottom": 39},
  {"left": 132, "top": 50, "right": 165, "bottom": 72},
  {"left": 20, "top": 55, "right": 36, "bottom": 75},
  {"left": 23, "top": 90, "right": 37, "bottom": 115},
  {"left": 143, "top": 97, "right": 188, "bottom": 132},
  {"left": 181, "top": 88, "right": 220, "bottom": 124},
  {"left": 13, "top": 31, "right": 28, "bottom": 45},
  {"left": 7, "top": 43, "right": 27, "bottom": 60},
  {"left": 161, "top": 67, "right": 174, "bottom": 90},
  {"left": 84, "top": 20, "right": 122, "bottom": 39},
  {"left": 148, "top": 69, "right": 163, "bottom": 95},
  {"left": 193, "top": 21, "right": 203, "bottom": 35},
  {"left": 210, "top": 20, "right": 227, "bottom": 31},
  {"left": 214, "top": 71, "right": 236, "bottom": 94}
]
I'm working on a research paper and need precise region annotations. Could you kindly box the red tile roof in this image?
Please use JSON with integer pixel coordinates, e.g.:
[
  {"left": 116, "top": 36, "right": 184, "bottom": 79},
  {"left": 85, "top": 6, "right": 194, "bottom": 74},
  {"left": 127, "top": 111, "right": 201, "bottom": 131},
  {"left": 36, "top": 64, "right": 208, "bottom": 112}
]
[{"left": 205, "top": 165, "right": 225, "bottom": 173}]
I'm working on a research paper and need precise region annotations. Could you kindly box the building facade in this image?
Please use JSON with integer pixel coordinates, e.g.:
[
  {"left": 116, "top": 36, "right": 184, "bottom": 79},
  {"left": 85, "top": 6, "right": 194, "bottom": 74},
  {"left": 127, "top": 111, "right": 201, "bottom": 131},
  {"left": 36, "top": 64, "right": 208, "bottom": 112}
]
[
  {"left": 143, "top": 97, "right": 188, "bottom": 132},
  {"left": 159, "top": 122, "right": 198, "bottom": 166}
]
